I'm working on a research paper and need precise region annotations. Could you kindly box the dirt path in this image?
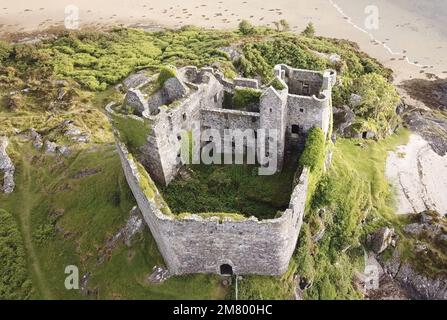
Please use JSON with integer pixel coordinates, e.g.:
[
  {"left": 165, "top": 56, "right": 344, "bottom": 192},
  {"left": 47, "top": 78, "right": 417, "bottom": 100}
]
[{"left": 16, "top": 153, "right": 53, "bottom": 299}]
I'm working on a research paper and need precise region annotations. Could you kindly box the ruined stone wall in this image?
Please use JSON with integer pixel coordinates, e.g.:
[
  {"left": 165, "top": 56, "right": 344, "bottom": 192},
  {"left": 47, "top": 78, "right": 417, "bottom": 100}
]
[
  {"left": 140, "top": 73, "right": 224, "bottom": 185},
  {"left": 259, "top": 86, "right": 289, "bottom": 171},
  {"left": 279, "top": 65, "right": 324, "bottom": 96},
  {"left": 115, "top": 136, "right": 309, "bottom": 276},
  {"left": 287, "top": 93, "right": 331, "bottom": 135}
]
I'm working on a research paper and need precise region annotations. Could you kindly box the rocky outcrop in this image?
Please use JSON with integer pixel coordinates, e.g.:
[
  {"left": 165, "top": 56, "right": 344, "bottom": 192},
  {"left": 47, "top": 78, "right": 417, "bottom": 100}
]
[
  {"left": 367, "top": 227, "right": 396, "bottom": 254},
  {"left": 333, "top": 105, "right": 356, "bottom": 137},
  {"left": 404, "top": 110, "right": 447, "bottom": 156},
  {"left": 380, "top": 249, "right": 447, "bottom": 300},
  {"left": 0, "top": 136, "right": 15, "bottom": 194}
]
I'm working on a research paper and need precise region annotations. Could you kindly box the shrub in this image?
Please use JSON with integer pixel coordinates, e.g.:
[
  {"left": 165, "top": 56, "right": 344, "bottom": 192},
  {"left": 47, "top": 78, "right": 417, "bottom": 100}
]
[
  {"left": 299, "top": 127, "right": 325, "bottom": 175},
  {"left": 0, "top": 209, "right": 32, "bottom": 299},
  {"left": 232, "top": 87, "right": 262, "bottom": 109},
  {"left": 302, "top": 22, "right": 316, "bottom": 37},
  {"left": 269, "top": 77, "right": 286, "bottom": 91},
  {"left": 0, "top": 41, "right": 12, "bottom": 62},
  {"left": 279, "top": 20, "right": 291, "bottom": 32},
  {"left": 239, "top": 20, "right": 255, "bottom": 35},
  {"left": 157, "top": 65, "right": 177, "bottom": 86},
  {"left": 353, "top": 73, "right": 400, "bottom": 137}
]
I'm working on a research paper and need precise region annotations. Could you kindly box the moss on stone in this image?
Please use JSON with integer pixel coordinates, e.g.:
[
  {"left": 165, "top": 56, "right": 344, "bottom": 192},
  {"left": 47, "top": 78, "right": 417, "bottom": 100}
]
[
  {"left": 269, "top": 77, "right": 286, "bottom": 91},
  {"left": 157, "top": 65, "right": 177, "bottom": 87},
  {"left": 111, "top": 113, "right": 151, "bottom": 151}
]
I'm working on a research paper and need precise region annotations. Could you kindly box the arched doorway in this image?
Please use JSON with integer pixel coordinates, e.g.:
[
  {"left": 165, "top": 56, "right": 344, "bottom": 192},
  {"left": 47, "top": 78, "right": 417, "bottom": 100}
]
[{"left": 220, "top": 264, "right": 233, "bottom": 276}]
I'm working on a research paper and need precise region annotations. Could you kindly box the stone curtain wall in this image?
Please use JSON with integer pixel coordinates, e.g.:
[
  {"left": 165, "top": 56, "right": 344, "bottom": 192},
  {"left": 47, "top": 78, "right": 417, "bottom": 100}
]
[
  {"left": 115, "top": 136, "right": 309, "bottom": 275},
  {"left": 287, "top": 93, "right": 331, "bottom": 135}
]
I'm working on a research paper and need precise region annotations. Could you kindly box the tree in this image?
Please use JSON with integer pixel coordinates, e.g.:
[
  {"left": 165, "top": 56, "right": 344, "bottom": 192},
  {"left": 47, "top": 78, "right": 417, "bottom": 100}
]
[
  {"left": 302, "top": 22, "right": 316, "bottom": 37},
  {"left": 353, "top": 73, "right": 400, "bottom": 121},
  {"left": 238, "top": 20, "right": 255, "bottom": 35}
]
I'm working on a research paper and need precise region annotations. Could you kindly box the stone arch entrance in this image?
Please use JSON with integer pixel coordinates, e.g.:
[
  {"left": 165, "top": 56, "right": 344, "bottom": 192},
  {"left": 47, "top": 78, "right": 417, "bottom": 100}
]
[{"left": 220, "top": 264, "right": 233, "bottom": 276}]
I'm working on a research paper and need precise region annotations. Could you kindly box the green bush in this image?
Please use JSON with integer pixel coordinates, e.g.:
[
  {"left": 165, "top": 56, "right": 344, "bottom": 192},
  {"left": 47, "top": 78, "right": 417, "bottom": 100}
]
[
  {"left": 299, "top": 127, "right": 325, "bottom": 175},
  {"left": 0, "top": 41, "right": 12, "bottom": 62},
  {"left": 157, "top": 65, "right": 177, "bottom": 86},
  {"left": 232, "top": 87, "right": 262, "bottom": 109},
  {"left": 352, "top": 73, "right": 400, "bottom": 137},
  {"left": 239, "top": 20, "right": 255, "bottom": 35},
  {"left": 0, "top": 209, "right": 32, "bottom": 299},
  {"left": 302, "top": 23, "right": 316, "bottom": 37},
  {"left": 269, "top": 77, "right": 286, "bottom": 91}
]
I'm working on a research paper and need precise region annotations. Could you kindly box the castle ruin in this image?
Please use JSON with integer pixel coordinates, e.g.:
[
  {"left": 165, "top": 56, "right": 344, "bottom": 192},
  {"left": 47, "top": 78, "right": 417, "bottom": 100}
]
[{"left": 107, "top": 64, "right": 336, "bottom": 276}]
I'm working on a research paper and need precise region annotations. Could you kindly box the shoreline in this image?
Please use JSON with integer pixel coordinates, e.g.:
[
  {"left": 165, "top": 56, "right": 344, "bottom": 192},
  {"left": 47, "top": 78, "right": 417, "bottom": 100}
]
[{"left": 1, "top": 0, "right": 446, "bottom": 84}]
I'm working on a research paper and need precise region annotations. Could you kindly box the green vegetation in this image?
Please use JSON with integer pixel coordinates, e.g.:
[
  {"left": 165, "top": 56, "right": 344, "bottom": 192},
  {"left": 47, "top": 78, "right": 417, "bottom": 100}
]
[
  {"left": 110, "top": 113, "right": 151, "bottom": 151},
  {"left": 160, "top": 152, "right": 300, "bottom": 220},
  {"left": 351, "top": 73, "right": 401, "bottom": 138},
  {"left": 269, "top": 77, "right": 286, "bottom": 91},
  {"left": 0, "top": 209, "right": 33, "bottom": 299},
  {"left": 0, "top": 141, "right": 226, "bottom": 299},
  {"left": 301, "top": 23, "right": 316, "bottom": 38},
  {"left": 156, "top": 65, "right": 177, "bottom": 86},
  {"left": 237, "top": 260, "right": 297, "bottom": 299},
  {"left": 232, "top": 87, "right": 262, "bottom": 110},
  {"left": 238, "top": 20, "right": 256, "bottom": 36},
  {"left": 296, "top": 129, "right": 410, "bottom": 299},
  {"left": 0, "top": 24, "right": 410, "bottom": 300},
  {"left": 299, "top": 128, "right": 325, "bottom": 175}
]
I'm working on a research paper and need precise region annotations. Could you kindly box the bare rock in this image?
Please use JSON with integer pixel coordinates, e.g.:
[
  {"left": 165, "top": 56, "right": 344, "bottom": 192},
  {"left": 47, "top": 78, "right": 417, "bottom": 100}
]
[
  {"left": 368, "top": 227, "right": 395, "bottom": 254},
  {"left": 0, "top": 136, "right": 15, "bottom": 193},
  {"left": 333, "top": 105, "right": 356, "bottom": 136},
  {"left": 123, "top": 206, "right": 144, "bottom": 246},
  {"left": 28, "top": 128, "right": 43, "bottom": 149},
  {"left": 44, "top": 140, "right": 58, "bottom": 153},
  {"left": 350, "top": 93, "right": 362, "bottom": 108},
  {"left": 147, "top": 266, "right": 170, "bottom": 284}
]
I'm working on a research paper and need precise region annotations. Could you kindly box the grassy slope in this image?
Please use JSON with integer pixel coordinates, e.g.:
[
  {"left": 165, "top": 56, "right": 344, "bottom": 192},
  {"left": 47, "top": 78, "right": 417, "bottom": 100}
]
[
  {"left": 0, "top": 140, "right": 226, "bottom": 299},
  {"left": 238, "top": 129, "right": 410, "bottom": 300}
]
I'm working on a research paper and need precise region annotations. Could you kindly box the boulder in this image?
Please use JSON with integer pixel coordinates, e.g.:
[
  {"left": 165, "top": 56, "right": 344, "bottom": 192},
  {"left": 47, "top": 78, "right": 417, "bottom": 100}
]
[
  {"left": 368, "top": 227, "right": 395, "bottom": 254},
  {"left": 333, "top": 105, "right": 356, "bottom": 136},
  {"left": 0, "top": 136, "right": 15, "bottom": 194},
  {"left": 350, "top": 93, "right": 362, "bottom": 108},
  {"left": 44, "top": 140, "right": 58, "bottom": 153},
  {"left": 28, "top": 128, "right": 43, "bottom": 149},
  {"left": 380, "top": 248, "right": 447, "bottom": 300}
]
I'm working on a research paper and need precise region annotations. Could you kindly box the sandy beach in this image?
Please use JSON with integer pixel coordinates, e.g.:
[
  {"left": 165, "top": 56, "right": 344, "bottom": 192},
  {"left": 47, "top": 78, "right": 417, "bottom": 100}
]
[
  {"left": 386, "top": 134, "right": 447, "bottom": 216},
  {"left": 0, "top": 0, "right": 446, "bottom": 83}
]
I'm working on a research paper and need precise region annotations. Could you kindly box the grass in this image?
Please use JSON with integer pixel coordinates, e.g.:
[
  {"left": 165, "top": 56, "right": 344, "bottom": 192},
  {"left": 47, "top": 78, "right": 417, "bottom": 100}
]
[
  {"left": 296, "top": 128, "right": 410, "bottom": 300},
  {"left": 0, "top": 139, "right": 227, "bottom": 299},
  {"left": 159, "top": 151, "right": 300, "bottom": 220},
  {"left": 111, "top": 113, "right": 152, "bottom": 152}
]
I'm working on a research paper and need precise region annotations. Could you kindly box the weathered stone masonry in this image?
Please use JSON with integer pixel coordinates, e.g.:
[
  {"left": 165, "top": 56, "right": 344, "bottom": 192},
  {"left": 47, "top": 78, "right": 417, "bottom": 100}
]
[
  {"left": 109, "top": 64, "right": 335, "bottom": 275},
  {"left": 114, "top": 136, "right": 309, "bottom": 275}
]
